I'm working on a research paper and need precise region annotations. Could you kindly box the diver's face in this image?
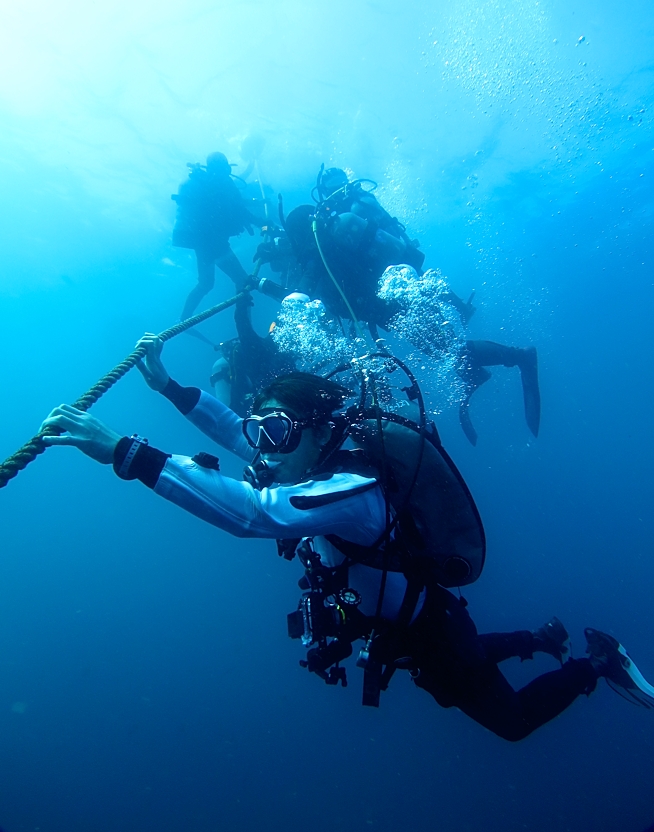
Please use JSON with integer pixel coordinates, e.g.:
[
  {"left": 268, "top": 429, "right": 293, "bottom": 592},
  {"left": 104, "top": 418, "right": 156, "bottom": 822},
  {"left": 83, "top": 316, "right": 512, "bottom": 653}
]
[
  {"left": 256, "top": 398, "right": 330, "bottom": 484},
  {"left": 324, "top": 175, "right": 347, "bottom": 196},
  {"left": 207, "top": 159, "right": 229, "bottom": 177}
]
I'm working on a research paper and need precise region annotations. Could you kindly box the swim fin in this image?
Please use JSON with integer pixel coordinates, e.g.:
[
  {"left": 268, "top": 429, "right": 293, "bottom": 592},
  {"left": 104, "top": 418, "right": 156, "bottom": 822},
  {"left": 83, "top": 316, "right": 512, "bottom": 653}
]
[
  {"left": 518, "top": 347, "right": 540, "bottom": 437},
  {"left": 586, "top": 628, "right": 654, "bottom": 709},
  {"left": 459, "top": 401, "right": 478, "bottom": 446}
]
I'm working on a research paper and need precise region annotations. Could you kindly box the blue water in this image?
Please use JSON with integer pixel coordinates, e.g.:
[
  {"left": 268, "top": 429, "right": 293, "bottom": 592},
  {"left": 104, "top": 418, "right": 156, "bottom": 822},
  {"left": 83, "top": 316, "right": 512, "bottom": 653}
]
[{"left": 1, "top": 1, "right": 653, "bottom": 830}]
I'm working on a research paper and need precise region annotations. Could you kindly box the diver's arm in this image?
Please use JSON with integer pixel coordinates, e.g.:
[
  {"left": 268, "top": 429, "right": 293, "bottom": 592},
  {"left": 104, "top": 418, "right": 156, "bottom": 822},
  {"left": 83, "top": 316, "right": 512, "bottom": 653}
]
[
  {"left": 40, "top": 406, "right": 121, "bottom": 463},
  {"left": 442, "top": 288, "right": 476, "bottom": 326},
  {"left": 234, "top": 292, "right": 267, "bottom": 354},
  {"left": 39, "top": 406, "right": 384, "bottom": 544},
  {"left": 117, "top": 438, "right": 384, "bottom": 543},
  {"left": 134, "top": 333, "right": 253, "bottom": 460},
  {"left": 351, "top": 193, "right": 395, "bottom": 226},
  {"left": 154, "top": 461, "right": 384, "bottom": 543},
  {"left": 161, "top": 380, "right": 254, "bottom": 461}
]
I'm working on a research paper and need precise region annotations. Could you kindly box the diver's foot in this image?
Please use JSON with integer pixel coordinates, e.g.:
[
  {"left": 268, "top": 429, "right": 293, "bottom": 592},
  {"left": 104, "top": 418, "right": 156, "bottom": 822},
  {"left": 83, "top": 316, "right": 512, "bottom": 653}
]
[
  {"left": 585, "top": 628, "right": 654, "bottom": 708},
  {"left": 460, "top": 303, "right": 476, "bottom": 327},
  {"left": 518, "top": 347, "right": 541, "bottom": 438},
  {"left": 460, "top": 291, "right": 477, "bottom": 326},
  {"left": 459, "top": 402, "right": 478, "bottom": 446},
  {"left": 533, "top": 617, "right": 570, "bottom": 664}
]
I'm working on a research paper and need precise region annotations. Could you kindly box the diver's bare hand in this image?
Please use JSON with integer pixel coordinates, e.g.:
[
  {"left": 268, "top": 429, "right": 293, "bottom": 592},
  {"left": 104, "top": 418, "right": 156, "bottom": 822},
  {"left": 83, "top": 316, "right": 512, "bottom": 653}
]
[
  {"left": 40, "top": 405, "right": 122, "bottom": 464},
  {"left": 135, "top": 333, "right": 169, "bottom": 392}
]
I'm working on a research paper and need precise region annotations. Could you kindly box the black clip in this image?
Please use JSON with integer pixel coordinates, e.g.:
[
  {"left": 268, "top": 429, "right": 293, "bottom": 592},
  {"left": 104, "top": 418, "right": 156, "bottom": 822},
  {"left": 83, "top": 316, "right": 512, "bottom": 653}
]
[
  {"left": 401, "top": 382, "right": 420, "bottom": 401},
  {"left": 192, "top": 452, "right": 220, "bottom": 471}
]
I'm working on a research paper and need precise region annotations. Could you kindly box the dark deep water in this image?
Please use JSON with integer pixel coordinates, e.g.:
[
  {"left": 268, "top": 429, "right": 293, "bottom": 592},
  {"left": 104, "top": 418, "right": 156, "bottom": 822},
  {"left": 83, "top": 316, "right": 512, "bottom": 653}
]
[{"left": 1, "top": 1, "right": 653, "bottom": 830}]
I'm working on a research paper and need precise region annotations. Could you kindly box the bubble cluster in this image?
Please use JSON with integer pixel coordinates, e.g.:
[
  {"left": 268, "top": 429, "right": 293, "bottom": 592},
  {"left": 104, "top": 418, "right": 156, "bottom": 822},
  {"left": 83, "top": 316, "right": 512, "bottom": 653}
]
[
  {"left": 270, "top": 299, "right": 411, "bottom": 412},
  {"left": 378, "top": 265, "right": 468, "bottom": 411},
  {"left": 378, "top": 266, "right": 465, "bottom": 353},
  {"left": 270, "top": 295, "right": 362, "bottom": 373},
  {"left": 271, "top": 271, "right": 472, "bottom": 414}
]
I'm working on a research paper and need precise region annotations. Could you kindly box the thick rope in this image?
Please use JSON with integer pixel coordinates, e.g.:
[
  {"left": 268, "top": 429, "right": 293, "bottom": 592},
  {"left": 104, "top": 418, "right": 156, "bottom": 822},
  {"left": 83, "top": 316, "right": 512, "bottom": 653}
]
[{"left": 0, "top": 290, "right": 248, "bottom": 489}]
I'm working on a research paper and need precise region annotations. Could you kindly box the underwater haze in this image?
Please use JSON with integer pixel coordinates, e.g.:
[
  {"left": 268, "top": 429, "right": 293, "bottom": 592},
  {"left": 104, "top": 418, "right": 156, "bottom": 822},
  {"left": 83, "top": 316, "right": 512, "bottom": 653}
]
[{"left": 1, "top": 1, "right": 653, "bottom": 830}]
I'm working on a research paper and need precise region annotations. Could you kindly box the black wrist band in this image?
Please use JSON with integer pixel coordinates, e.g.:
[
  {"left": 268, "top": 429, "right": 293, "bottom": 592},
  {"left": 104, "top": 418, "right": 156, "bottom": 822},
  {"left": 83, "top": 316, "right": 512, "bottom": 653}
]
[
  {"left": 161, "top": 378, "right": 202, "bottom": 415},
  {"left": 116, "top": 435, "right": 149, "bottom": 479},
  {"left": 114, "top": 437, "right": 171, "bottom": 488}
]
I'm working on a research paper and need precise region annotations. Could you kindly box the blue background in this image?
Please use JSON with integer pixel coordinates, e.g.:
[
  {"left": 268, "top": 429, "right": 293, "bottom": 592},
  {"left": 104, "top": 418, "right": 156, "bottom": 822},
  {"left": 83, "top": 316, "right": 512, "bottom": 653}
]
[{"left": 0, "top": 1, "right": 653, "bottom": 830}]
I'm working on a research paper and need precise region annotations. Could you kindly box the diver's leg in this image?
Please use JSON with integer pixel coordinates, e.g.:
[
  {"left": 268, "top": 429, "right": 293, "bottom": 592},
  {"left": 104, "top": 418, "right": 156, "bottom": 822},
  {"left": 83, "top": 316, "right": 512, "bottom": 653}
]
[
  {"left": 479, "top": 631, "right": 541, "bottom": 664},
  {"left": 466, "top": 340, "right": 541, "bottom": 437},
  {"left": 413, "top": 630, "right": 597, "bottom": 741},
  {"left": 182, "top": 249, "right": 216, "bottom": 320},
  {"left": 368, "top": 321, "right": 381, "bottom": 341},
  {"left": 480, "top": 617, "right": 570, "bottom": 665},
  {"left": 215, "top": 245, "right": 248, "bottom": 291},
  {"left": 453, "top": 658, "right": 598, "bottom": 742},
  {"left": 410, "top": 588, "right": 591, "bottom": 740},
  {"left": 465, "top": 339, "right": 522, "bottom": 366},
  {"left": 458, "top": 345, "right": 492, "bottom": 446}
]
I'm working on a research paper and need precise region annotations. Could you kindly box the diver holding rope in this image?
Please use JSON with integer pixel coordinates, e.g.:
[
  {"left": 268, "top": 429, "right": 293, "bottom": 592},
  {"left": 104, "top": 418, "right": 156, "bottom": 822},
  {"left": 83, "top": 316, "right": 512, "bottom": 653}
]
[{"left": 39, "top": 338, "right": 654, "bottom": 740}]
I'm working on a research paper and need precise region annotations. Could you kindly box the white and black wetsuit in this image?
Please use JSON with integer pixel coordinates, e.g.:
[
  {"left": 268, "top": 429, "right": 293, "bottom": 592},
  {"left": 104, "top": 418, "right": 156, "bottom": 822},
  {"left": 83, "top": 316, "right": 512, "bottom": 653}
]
[
  {"left": 113, "top": 380, "right": 599, "bottom": 741},
  {"left": 113, "top": 379, "right": 424, "bottom": 622}
]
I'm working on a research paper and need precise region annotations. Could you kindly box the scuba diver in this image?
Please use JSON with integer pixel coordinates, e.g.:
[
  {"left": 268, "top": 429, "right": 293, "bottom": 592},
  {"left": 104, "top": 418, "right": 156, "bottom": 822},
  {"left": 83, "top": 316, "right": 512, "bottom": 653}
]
[
  {"left": 41, "top": 344, "right": 654, "bottom": 741},
  {"left": 312, "top": 166, "right": 425, "bottom": 274},
  {"left": 210, "top": 292, "right": 295, "bottom": 417},
  {"left": 282, "top": 202, "right": 400, "bottom": 335},
  {"left": 172, "top": 151, "right": 259, "bottom": 320},
  {"left": 277, "top": 167, "right": 426, "bottom": 334}
]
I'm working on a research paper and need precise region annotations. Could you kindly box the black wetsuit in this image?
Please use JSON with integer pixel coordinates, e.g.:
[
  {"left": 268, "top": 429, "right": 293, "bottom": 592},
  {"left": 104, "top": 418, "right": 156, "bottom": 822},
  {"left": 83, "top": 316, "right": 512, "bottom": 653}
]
[
  {"left": 284, "top": 195, "right": 420, "bottom": 329},
  {"left": 408, "top": 584, "right": 597, "bottom": 741},
  {"left": 172, "top": 166, "right": 253, "bottom": 257},
  {"left": 173, "top": 165, "right": 259, "bottom": 318},
  {"left": 458, "top": 340, "right": 541, "bottom": 444}
]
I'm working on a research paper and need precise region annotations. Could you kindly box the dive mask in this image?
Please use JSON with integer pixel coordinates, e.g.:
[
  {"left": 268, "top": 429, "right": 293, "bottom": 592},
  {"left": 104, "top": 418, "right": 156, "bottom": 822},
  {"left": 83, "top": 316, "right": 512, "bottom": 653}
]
[{"left": 242, "top": 410, "right": 315, "bottom": 454}]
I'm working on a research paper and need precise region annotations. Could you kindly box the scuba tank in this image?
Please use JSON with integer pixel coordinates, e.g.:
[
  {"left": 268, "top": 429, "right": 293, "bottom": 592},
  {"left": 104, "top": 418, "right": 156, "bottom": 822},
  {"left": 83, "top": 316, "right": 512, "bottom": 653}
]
[
  {"left": 348, "top": 408, "right": 484, "bottom": 587},
  {"left": 329, "top": 352, "right": 485, "bottom": 588}
]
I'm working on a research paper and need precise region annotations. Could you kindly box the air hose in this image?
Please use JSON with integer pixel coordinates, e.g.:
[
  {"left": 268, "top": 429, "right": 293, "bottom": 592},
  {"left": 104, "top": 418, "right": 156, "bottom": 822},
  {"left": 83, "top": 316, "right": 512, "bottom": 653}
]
[
  {"left": 0, "top": 278, "right": 258, "bottom": 490},
  {"left": 311, "top": 220, "right": 372, "bottom": 347}
]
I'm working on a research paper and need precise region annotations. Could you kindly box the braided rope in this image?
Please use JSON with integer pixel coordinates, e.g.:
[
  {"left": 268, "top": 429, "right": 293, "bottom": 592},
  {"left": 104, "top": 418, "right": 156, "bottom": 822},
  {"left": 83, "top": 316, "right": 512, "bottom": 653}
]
[{"left": 0, "top": 290, "right": 248, "bottom": 489}]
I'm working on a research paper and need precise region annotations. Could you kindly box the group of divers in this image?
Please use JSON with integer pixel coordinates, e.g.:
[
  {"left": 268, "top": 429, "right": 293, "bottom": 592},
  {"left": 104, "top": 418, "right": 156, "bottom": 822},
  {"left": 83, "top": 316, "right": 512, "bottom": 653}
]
[{"left": 41, "top": 149, "right": 654, "bottom": 742}]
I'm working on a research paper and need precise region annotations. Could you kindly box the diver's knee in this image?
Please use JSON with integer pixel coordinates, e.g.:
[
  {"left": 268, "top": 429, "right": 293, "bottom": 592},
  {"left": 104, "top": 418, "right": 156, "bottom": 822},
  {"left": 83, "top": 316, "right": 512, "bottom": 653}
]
[
  {"left": 499, "top": 726, "right": 530, "bottom": 743},
  {"left": 198, "top": 273, "right": 215, "bottom": 291},
  {"left": 210, "top": 357, "right": 230, "bottom": 385},
  {"left": 211, "top": 358, "right": 232, "bottom": 406}
]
